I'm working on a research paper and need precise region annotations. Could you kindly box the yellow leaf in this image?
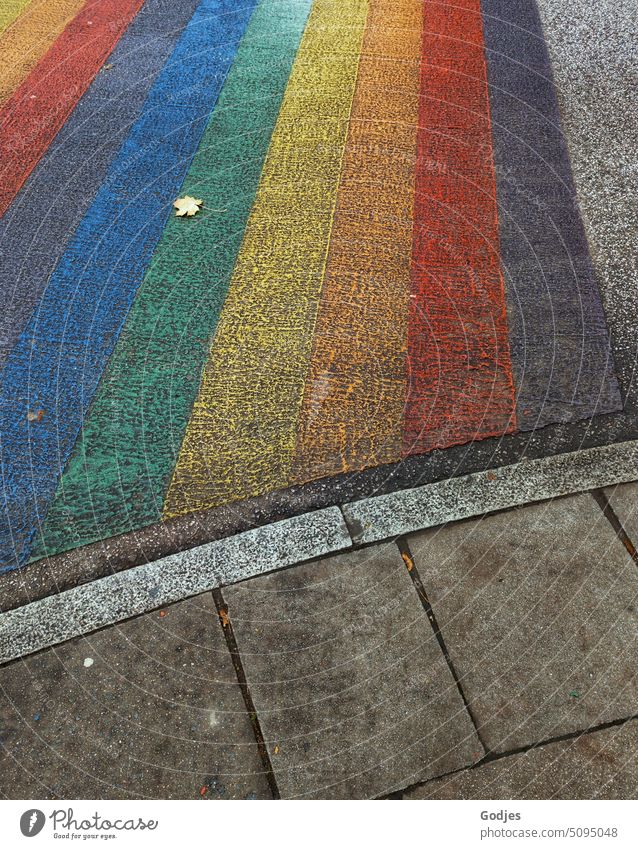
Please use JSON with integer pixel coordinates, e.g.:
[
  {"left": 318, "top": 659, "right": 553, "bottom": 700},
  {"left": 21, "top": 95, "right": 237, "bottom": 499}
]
[
  {"left": 400, "top": 551, "right": 414, "bottom": 572},
  {"left": 173, "top": 195, "right": 203, "bottom": 217}
]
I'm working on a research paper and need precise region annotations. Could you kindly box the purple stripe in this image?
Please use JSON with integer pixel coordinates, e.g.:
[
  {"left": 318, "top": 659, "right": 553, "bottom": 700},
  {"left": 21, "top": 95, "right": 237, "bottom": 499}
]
[{"left": 481, "top": 0, "right": 622, "bottom": 428}]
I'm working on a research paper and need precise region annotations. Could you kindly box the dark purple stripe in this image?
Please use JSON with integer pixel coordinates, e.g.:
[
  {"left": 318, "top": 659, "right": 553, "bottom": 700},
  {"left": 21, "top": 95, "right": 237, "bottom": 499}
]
[{"left": 481, "top": 0, "right": 622, "bottom": 429}]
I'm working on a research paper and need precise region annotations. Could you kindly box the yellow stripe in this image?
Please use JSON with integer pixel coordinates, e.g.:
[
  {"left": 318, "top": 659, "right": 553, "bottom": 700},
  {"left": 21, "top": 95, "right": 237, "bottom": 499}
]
[
  {"left": 0, "top": 0, "right": 32, "bottom": 36},
  {"left": 164, "top": 0, "right": 369, "bottom": 518},
  {"left": 0, "top": 0, "right": 87, "bottom": 104}
]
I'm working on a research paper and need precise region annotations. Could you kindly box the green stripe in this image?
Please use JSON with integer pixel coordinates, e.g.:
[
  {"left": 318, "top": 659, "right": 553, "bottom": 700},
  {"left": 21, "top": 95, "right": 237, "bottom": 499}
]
[{"left": 33, "top": 0, "right": 313, "bottom": 560}]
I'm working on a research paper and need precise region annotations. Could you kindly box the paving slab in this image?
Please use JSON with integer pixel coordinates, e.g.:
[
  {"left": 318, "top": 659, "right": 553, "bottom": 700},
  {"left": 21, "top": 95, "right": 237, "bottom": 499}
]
[
  {"left": 224, "top": 544, "right": 483, "bottom": 799},
  {"left": 408, "top": 493, "right": 638, "bottom": 753},
  {"left": 604, "top": 482, "right": 638, "bottom": 548},
  {"left": 0, "top": 594, "right": 270, "bottom": 799},
  {"left": 406, "top": 720, "right": 638, "bottom": 799}
]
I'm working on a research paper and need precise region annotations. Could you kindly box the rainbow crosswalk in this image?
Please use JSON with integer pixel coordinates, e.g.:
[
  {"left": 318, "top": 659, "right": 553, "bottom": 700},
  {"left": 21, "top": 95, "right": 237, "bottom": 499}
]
[{"left": 0, "top": 0, "right": 621, "bottom": 571}]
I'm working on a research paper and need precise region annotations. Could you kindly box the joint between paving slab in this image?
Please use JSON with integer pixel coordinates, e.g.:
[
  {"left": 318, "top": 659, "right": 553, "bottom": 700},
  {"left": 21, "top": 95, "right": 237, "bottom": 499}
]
[
  {"left": 395, "top": 536, "right": 489, "bottom": 756},
  {"left": 0, "top": 508, "right": 353, "bottom": 664},
  {"left": 378, "top": 760, "right": 473, "bottom": 800},
  {"left": 592, "top": 488, "right": 638, "bottom": 564},
  {"left": 384, "top": 711, "right": 638, "bottom": 800},
  {"left": 212, "top": 588, "right": 281, "bottom": 800}
]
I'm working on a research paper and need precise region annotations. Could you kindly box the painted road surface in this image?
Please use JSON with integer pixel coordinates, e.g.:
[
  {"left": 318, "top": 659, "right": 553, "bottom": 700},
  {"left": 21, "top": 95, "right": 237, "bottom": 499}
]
[{"left": 0, "top": 0, "right": 627, "bottom": 573}]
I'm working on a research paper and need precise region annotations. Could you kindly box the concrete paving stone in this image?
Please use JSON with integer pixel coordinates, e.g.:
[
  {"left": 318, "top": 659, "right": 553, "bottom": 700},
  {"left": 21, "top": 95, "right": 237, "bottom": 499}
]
[
  {"left": 343, "top": 440, "right": 638, "bottom": 545},
  {"left": 0, "top": 507, "right": 352, "bottom": 663},
  {"left": 406, "top": 720, "right": 638, "bottom": 799},
  {"left": 0, "top": 594, "right": 270, "bottom": 800},
  {"left": 224, "top": 544, "right": 483, "bottom": 799},
  {"left": 407, "top": 493, "right": 638, "bottom": 754},
  {"left": 604, "top": 481, "right": 638, "bottom": 548}
]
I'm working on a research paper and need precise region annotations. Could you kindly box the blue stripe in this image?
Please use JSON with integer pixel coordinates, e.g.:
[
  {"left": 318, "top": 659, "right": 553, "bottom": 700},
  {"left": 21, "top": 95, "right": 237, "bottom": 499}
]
[
  {"left": 0, "top": 0, "right": 204, "bottom": 370},
  {"left": 0, "top": 0, "right": 259, "bottom": 571}
]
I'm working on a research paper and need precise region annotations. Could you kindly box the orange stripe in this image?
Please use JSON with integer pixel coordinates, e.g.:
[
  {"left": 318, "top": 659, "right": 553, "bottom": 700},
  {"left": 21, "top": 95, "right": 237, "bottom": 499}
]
[
  {"left": 290, "top": 0, "right": 423, "bottom": 482},
  {"left": 0, "top": 0, "right": 87, "bottom": 105}
]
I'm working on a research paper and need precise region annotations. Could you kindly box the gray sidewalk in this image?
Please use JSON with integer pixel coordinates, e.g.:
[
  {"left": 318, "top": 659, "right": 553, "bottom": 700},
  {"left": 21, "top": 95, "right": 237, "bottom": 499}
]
[{"left": 2, "top": 483, "right": 638, "bottom": 799}]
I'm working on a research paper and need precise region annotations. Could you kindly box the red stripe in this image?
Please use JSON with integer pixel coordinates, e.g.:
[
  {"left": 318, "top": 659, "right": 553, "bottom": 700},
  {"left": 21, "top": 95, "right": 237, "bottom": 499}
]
[
  {"left": 403, "top": 0, "right": 516, "bottom": 455},
  {"left": 0, "top": 0, "right": 145, "bottom": 217}
]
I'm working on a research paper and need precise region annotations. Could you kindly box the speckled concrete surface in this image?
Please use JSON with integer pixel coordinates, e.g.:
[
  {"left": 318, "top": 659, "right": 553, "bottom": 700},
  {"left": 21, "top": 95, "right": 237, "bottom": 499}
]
[
  {"left": 0, "top": 595, "right": 270, "bottom": 799},
  {"left": 0, "top": 508, "right": 351, "bottom": 663},
  {"left": 1, "top": 479, "right": 355, "bottom": 614},
  {"left": 407, "top": 493, "right": 638, "bottom": 753},
  {"left": 343, "top": 440, "right": 638, "bottom": 544},
  {"left": 536, "top": 0, "right": 638, "bottom": 401},
  {"left": 405, "top": 720, "right": 638, "bottom": 800},
  {"left": 224, "top": 544, "right": 482, "bottom": 798}
]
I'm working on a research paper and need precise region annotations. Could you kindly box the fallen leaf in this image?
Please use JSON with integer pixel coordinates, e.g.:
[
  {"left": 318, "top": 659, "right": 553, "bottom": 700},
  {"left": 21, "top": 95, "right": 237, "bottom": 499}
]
[
  {"left": 173, "top": 195, "right": 203, "bottom": 217},
  {"left": 487, "top": 471, "right": 497, "bottom": 481},
  {"left": 219, "top": 608, "right": 230, "bottom": 628},
  {"left": 400, "top": 551, "right": 414, "bottom": 572},
  {"left": 273, "top": 745, "right": 280, "bottom": 755},
  {"left": 27, "top": 409, "right": 44, "bottom": 423}
]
